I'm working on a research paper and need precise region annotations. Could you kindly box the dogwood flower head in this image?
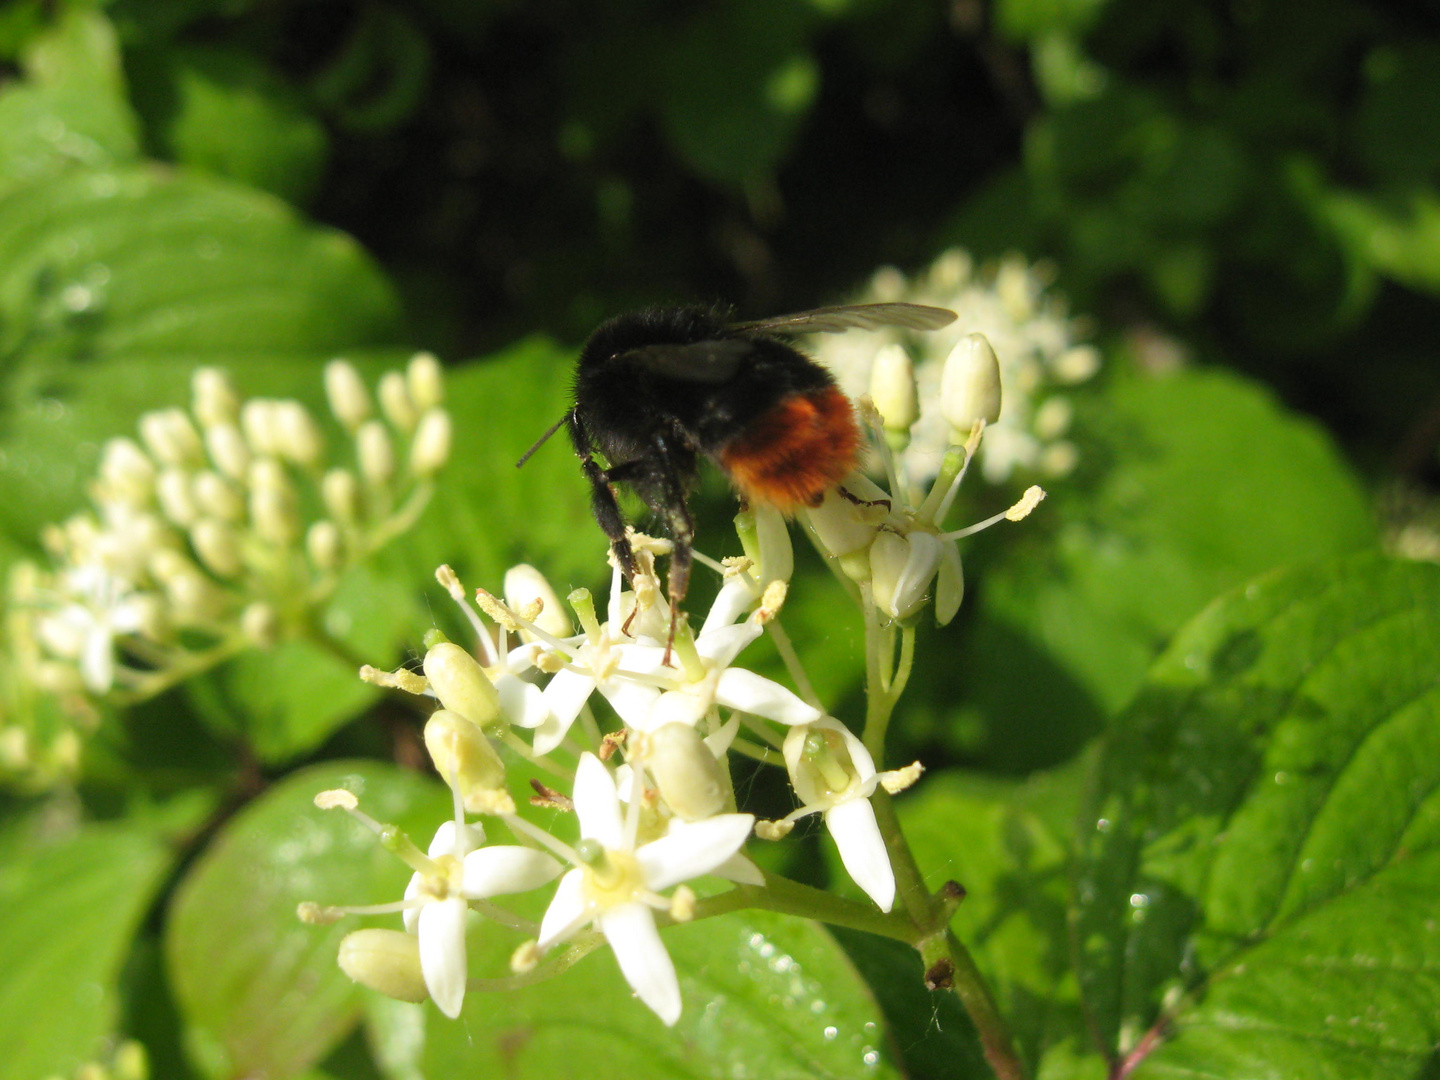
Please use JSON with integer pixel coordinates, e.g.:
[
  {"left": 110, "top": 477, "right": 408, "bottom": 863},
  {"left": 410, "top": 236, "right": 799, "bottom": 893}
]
[
  {"left": 776, "top": 718, "right": 923, "bottom": 912},
  {"left": 537, "top": 753, "right": 755, "bottom": 1025},
  {"left": 306, "top": 786, "right": 562, "bottom": 1019},
  {"left": 12, "top": 356, "right": 450, "bottom": 716}
]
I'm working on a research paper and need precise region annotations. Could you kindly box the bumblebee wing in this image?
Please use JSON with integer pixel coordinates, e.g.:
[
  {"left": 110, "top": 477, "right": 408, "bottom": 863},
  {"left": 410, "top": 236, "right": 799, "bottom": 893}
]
[
  {"left": 621, "top": 339, "right": 753, "bottom": 384},
  {"left": 733, "top": 302, "right": 957, "bottom": 336}
]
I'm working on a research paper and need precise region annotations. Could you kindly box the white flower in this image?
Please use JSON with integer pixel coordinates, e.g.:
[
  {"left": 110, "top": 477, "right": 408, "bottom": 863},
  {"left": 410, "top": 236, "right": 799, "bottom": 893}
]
[
  {"left": 402, "top": 820, "right": 562, "bottom": 1018},
  {"left": 779, "top": 718, "right": 922, "bottom": 913},
  {"left": 538, "top": 753, "right": 755, "bottom": 1025}
]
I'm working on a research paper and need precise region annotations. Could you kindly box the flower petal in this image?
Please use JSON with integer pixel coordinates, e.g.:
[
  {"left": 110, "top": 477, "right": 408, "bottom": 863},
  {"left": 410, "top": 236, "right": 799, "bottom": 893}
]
[
  {"left": 700, "top": 578, "right": 756, "bottom": 635},
  {"left": 597, "top": 677, "right": 663, "bottom": 730},
  {"left": 600, "top": 902, "right": 681, "bottom": 1026},
  {"left": 636, "top": 813, "right": 755, "bottom": 891},
  {"left": 573, "top": 752, "right": 624, "bottom": 849},
  {"left": 542, "top": 668, "right": 595, "bottom": 728},
  {"left": 935, "top": 539, "right": 964, "bottom": 626},
  {"left": 417, "top": 896, "right": 469, "bottom": 1018},
  {"left": 824, "top": 797, "right": 895, "bottom": 913},
  {"left": 426, "top": 819, "right": 484, "bottom": 859},
  {"left": 714, "top": 669, "right": 822, "bottom": 726},
  {"left": 461, "top": 846, "right": 563, "bottom": 897},
  {"left": 695, "top": 620, "right": 762, "bottom": 668},
  {"left": 538, "top": 868, "right": 588, "bottom": 949},
  {"left": 712, "top": 851, "right": 765, "bottom": 886},
  {"left": 495, "top": 673, "right": 549, "bottom": 729}
]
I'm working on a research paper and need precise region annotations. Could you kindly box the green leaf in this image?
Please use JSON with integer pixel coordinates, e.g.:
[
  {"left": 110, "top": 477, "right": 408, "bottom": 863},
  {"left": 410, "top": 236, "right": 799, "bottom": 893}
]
[
  {"left": 0, "top": 813, "right": 173, "bottom": 1080},
  {"left": 0, "top": 166, "right": 400, "bottom": 543},
  {"left": 0, "top": 7, "right": 139, "bottom": 191},
  {"left": 184, "top": 562, "right": 423, "bottom": 764},
  {"left": 1308, "top": 180, "right": 1440, "bottom": 294},
  {"left": 137, "top": 44, "right": 330, "bottom": 205},
  {"left": 657, "top": 1, "right": 818, "bottom": 188},
  {"left": 166, "top": 761, "right": 449, "bottom": 1080},
  {"left": 401, "top": 338, "right": 602, "bottom": 593},
  {"left": 413, "top": 907, "right": 901, "bottom": 1080},
  {"left": 1073, "top": 553, "right": 1440, "bottom": 1077},
  {"left": 978, "top": 366, "right": 1376, "bottom": 728}
]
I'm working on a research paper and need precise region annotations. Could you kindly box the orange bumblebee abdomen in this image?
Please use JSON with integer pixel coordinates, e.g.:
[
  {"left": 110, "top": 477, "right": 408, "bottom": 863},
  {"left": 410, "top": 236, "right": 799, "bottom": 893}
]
[{"left": 717, "top": 385, "right": 861, "bottom": 511}]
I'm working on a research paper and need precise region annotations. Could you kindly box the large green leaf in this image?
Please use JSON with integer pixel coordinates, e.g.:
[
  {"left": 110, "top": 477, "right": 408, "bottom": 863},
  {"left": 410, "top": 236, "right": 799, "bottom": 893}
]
[
  {"left": 0, "top": 166, "right": 400, "bottom": 542},
  {"left": 965, "top": 366, "right": 1375, "bottom": 752},
  {"left": 1073, "top": 553, "right": 1440, "bottom": 1077},
  {"left": 0, "top": 813, "right": 173, "bottom": 1080},
  {"left": 0, "top": 7, "right": 139, "bottom": 191},
  {"left": 166, "top": 761, "right": 449, "bottom": 1080},
  {"left": 393, "top": 906, "right": 901, "bottom": 1080}
]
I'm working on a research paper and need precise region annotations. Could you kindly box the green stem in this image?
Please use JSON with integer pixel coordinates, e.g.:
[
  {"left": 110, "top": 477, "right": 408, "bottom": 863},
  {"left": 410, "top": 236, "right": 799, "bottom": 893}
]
[{"left": 694, "top": 869, "right": 917, "bottom": 944}]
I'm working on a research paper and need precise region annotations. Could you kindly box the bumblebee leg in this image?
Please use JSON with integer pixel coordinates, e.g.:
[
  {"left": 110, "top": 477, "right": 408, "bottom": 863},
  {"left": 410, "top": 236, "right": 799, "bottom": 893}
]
[{"left": 568, "top": 410, "right": 636, "bottom": 579}]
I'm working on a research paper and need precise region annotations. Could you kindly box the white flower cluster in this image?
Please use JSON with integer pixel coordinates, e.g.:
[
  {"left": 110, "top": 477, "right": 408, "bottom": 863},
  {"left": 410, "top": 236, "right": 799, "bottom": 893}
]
[
  {"left": 1, "top": 355, "right": 450, "bottom": 786},
  {"left": 308, "top": 393, "right": 1041, "bottom": 1027},
  {"left": 809, "top": 249, "right": 1101, "bottom": 488}
]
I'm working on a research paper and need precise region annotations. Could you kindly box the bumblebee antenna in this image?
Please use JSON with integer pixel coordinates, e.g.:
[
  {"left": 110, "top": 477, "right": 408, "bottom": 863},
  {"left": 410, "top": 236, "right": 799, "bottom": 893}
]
[{"left": 516, "top": 413, "right": 570, "bottom": 468}]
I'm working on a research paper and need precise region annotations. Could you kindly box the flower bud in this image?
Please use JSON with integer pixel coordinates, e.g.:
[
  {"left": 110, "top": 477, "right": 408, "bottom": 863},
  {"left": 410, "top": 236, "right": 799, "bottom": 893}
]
[
  {"left": 409, "top": 408, "right": 451, "bottom": 477},
  {"left": 1054, "top": 344, "right": 1101, "bottom": 384},
  {"left": 248, "top": 459, "right": 299, "bottom": 546},
  {"left": 190, "top": 518, "right": 243, "bottom": 578},
  {"left": 870, "top": 529, "right": 941, "bottom": 622},
  {"left": 241, "top": 601, "right": 280, "bottom": 646},
  {"left": 140, "top": 409, "right": 204, "bottom": 467},
  {"left": 423, "top": 641, "right": 501, "bottom": 728},
  {"left": 306, "top": 520, "right": 343, "bottom": 572},
  {"left": 357, "top": 420, "right": 396, "bottom": 485},
  {"left": 378, "top": 371, "right": 418, "bottom": 432},
  {"left": 273, "top": 401, "right": 324, "bottom": 467},
  {"left": 504, "top": 563, "right": 572, "bottom": 639},
  {"left": 337, "top": 928, "right": 429, "bottom": 1004},
  {"left": 241, "top": 399, "right": 281, "bottom": 456},
  {"left": 192, "top": 367, "right": 240, "bottom": 427},
  {"left": 156, "top": 468, "right": 198, "bottom": 527},
  {"left": 869, "top": 344, "right": 918, "bottom": 434},
  {"left": 644, "top": 723, "right": 727, "bottom": 822},
  {"left": 98, "top": 438, "right": 156, "bottom": 504},
  {"left": 322, "top": 468, "right": 361, "bottom": 523},
  {"left": 940, "top": 333, "right": 1002, "bottom": 436},
  {"left": 324, "top": 359, "right": 372, "bottom": 431},
  {"left": 424, "top": 709, "right": 511, "bottom": 813},
  {"left": 193, "top": 471, "right": 245, "bottom": 522},
  {"left": 407, "top": 352, "right": 444, "bottom": 411}
]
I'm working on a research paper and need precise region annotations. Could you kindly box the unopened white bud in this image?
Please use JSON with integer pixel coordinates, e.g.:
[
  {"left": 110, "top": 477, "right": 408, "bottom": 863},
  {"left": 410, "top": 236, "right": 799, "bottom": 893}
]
[
  {"left": 996, "top": 256, "right": 1036, "bottom": 322},
  {"left": 423, "top": 641, "right": 501, "bottom": 728},
  {"left": 273, "top": 401, "right": 323, "bottom": 467},
  {"left": 941, "top": 334, "right": 1002, "bottom": 435},
  {"left": 324, "top": 359, "right": 372, "bottom": 431},
  {"left": 407, "top": 352, "right": 444, "bottom": 411},
  {"left": 643, "top": 723, "right": 728, "bottom": 822},
  {"left": 322, "top": 468, "right": 361, "bottom": 523},
  {"left": 424, "top": 709, "right": 511, "bottom": 812},
  {"left": 504, "top": 564, "right": 572, "bottom": 639},
  {"left": 409, "top": 408, "right": 451, "bottom": 477},
  {"left": 190, "top": 518, "right": 243, "bottom": 578},
  {"left": 248, "top": 459, "right": 299, "bottom": 546},
  {"left": 192, "top": 368, "right": 240, "bottom": 427},
  {"left": 306, "top": 520, "right": 343, "bottom": 572},
  {"left": 241, "top": 601, "right": 280, "bottom": 646},
  {"left": 240, "top": 400, "right": 281, "bottom": 456},
  {"left": 1032, "top": 397, "right": 1072, "bottom": 441},
  {"left": 203, "top": 424, "right": 250, "bottom": 480},
  {"left": 378, "top": 371, "right": 418, "bottom": 432},
  {"left": 869, "top": 344, "right": 918, "bottom": 433},
  {"left": 156, "top": 468, "right": 198, "bottom": 527},
  {"left": 357, "top": 420, "right": 396, "bottom": 485},
  {"left": 193, "top": 471, "right": 245, "bottom": 522},
  {"left": 140, "top": 408, "right": 204, "bottom": 467},
  {"left": 98, "top": 438, "right": 156, "bottom": 504},
  {"left": 337, "top": 929, "right": 429, "bottom": 1004},
  {"left": 1040, "top": 441, "right": 1078, "bottom": 477},
  {"left": 162, "top": 566, "right": 225, "bottom": 623}
]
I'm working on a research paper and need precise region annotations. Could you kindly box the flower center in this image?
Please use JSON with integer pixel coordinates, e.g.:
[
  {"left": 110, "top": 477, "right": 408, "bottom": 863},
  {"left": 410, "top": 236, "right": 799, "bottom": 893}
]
[
  {"left": 420, "top": 853, "right": 464, "bottom": 901},
  {"left": 579, "top": 848, "right": 644, "bottom": 909}
]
